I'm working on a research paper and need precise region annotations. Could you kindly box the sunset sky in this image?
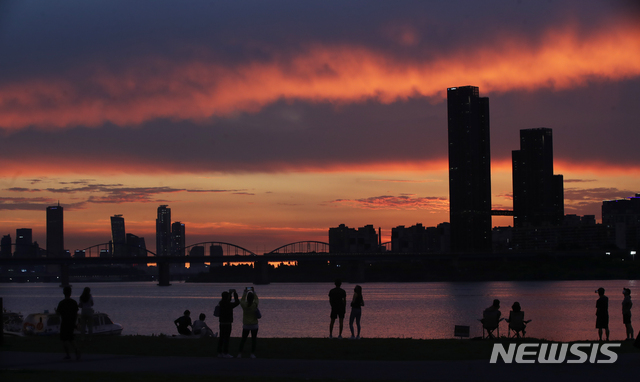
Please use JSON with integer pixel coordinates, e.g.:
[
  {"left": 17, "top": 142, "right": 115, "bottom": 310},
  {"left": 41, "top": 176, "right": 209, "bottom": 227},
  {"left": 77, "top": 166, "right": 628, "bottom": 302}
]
[{"left": 1, "top": 0, "right": 640, "bottom": 254}]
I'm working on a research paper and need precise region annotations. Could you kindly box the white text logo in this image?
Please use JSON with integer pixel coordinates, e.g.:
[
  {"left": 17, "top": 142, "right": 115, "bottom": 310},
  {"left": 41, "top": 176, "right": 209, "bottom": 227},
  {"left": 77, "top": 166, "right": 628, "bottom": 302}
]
[{"left": 489, "top": 343, "right": 621, "bottom": 364}]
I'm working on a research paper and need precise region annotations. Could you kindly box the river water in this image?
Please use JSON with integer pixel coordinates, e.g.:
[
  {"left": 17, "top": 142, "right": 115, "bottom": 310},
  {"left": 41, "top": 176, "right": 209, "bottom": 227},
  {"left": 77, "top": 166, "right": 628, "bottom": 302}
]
[{"left": 1, "top": 280, "right": 637, "bottom": 341}]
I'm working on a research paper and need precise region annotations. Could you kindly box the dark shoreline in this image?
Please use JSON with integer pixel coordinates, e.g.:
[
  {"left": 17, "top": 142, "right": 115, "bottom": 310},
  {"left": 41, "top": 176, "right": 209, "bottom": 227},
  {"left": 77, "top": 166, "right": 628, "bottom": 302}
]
[
  {"left": 188, "top": 255, "right": 640, "bottom": 283},
  {"left": 2, "top": 254, "right": 638, "bottom": 284}
]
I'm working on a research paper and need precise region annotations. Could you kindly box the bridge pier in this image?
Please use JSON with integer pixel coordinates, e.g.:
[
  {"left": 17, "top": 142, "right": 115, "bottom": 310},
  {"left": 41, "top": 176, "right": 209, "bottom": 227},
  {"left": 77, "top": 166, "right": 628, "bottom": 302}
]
[
  {"left": 253, "top": 260, "right": 270, "bottom": 285},
  {"left": 158, "top": 261, "right": 171, "bottom": 286},
  {"left": 59, "top": 264, "right": 70, "bottom": 288},
  {"left": 348, "top": 260, "right": 366, "bottom": 284}
]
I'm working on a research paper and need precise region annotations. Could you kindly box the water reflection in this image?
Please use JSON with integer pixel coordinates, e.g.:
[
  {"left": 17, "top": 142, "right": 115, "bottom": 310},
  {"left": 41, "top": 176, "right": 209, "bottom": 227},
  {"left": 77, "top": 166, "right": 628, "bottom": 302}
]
[{"left": 2, "top": 280, "right": 637, "bottom": 341}]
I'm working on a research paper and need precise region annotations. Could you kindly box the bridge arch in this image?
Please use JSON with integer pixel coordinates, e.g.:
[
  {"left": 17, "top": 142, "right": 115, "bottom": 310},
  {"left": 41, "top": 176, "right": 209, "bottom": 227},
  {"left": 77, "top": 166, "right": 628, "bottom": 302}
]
[
  {"left": 268, "top": 241, "right": 331, "bottom": 254},
  {"left": 80, "top": 243, "right": 157, "bottom": 258},
  {"left": 183, "top": 242, "right": 257, "bottom": 257}
]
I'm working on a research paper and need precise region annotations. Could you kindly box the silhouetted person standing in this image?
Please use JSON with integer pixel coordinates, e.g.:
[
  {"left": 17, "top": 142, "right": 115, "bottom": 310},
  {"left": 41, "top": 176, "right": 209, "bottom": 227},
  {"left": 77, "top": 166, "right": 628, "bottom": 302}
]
[
  {"left": 216, "top": 290, "right": 239, "bottom": 358},
  {"left": 622, "top": 288, "right": 633, "bottom": 340},
  {"left": 237, "top": 287, "right": 260, "bottom": 358},
  {"left": 596, "top": 287, "right": 609, "bottom": 341},
  {"left": 349, "top": 285, "right": 364, "bottom": 339},
  {"left": 78, "top": 287, "right": 94, "bottom": 340},
  {"left": 56, "top": 286, "right": 79, "bottom": 360},
  {"left": 329, "top": 279, "right": 346, "bottom": 339},
  {"left": 174, "top": 310, "right": 192, "bottom": 335}
]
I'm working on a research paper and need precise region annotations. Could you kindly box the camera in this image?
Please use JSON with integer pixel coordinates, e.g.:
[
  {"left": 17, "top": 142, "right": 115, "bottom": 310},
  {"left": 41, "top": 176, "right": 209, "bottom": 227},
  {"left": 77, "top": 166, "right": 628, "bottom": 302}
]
[{"left": 229, "top": 289, "right": 236, "bottom": 294}]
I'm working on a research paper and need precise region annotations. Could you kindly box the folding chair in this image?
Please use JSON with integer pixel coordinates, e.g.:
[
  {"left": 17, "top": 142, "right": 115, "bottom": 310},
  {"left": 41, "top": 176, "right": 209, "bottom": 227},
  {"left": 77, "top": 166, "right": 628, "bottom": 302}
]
[
  {"left": 506, "top": 311, "right": 531, "bottom": 338},
  {"left": 479, "top": 309, "right": 503, "bottom": 339}
]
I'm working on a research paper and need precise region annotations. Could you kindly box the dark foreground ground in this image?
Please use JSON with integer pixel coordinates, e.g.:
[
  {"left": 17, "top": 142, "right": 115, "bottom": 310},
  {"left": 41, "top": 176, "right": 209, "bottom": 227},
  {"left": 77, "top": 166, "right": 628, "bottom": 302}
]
[
  {"left": 2, "top": 350, "right": 638, "bottom": 382},
  {"left": 2, "top": 336, "right": 639, "bottom": 381}
]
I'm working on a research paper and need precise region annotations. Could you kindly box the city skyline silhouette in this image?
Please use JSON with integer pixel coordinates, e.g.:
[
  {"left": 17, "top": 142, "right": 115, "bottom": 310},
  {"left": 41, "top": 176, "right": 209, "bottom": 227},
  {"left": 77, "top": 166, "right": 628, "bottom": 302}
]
[{"left": 1, "top": 2, "right": 640, "bottom": 254}]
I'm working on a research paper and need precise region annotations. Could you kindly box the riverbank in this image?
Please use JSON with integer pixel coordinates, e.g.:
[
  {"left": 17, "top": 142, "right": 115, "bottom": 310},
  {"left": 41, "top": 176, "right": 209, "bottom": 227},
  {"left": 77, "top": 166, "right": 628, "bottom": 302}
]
[
  {"left": 189, "top": 256, "right": 640, "bottom": 283},
  {"left": 2, "top": 336, "right": 639, "bottom": 382},
  {"left": 3, "top": 335, "right": 640, "bottom": 361}
]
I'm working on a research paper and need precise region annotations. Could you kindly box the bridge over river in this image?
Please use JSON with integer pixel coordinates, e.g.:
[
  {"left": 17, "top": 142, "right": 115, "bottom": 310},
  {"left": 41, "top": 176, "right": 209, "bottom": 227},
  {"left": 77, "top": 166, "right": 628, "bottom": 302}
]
[{"left": 0, "top": 240, "right": 595, "bottom": 286}]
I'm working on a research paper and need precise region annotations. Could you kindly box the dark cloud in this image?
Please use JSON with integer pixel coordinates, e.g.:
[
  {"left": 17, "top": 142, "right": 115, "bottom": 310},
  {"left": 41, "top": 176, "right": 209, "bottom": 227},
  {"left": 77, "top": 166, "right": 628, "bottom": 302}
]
[
  {"left": 331, "top": 195, "right": 448, "bottom": 211},
  {"left": 4, "top": 181, "right": 250, "bottom": 205},
  {"left": 0, "top": 98, "right": 446, "bottom": 173},
  {"left": 563, "top": 187, "right": 638, "bottom": 216},
  {"left": 0, "top": 197, "right": 85, "bottom": 211},
  {"left": 564, "top": 187, "right": 637, "bottom": 202}
]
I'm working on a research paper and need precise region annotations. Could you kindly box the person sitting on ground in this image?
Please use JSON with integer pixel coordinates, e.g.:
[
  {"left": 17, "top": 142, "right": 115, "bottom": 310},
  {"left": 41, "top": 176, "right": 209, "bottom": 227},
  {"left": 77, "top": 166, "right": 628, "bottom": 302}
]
[
  {"left": 192, "top": 313, "right": 216, "bottom": 337},
  {"left": 481, "top": 299, "right": 503, "bottom": 339},
  {"left": 174, "top": 310, "right": 193, "bottom": 335},
  {"left": 505, "top": 301, "right": 531, "bottom": 338}
]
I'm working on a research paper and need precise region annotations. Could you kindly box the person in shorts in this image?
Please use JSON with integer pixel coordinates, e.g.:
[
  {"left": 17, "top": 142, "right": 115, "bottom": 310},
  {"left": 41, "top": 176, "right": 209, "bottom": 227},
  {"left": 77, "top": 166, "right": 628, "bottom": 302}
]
[
  {"left": 596, "top": 287, "right": 609, "bottom": 341},
  {"left": 56, "top": 286, "right": 80, "bottom": 360},
  {"left": 328, "top": 279, "right": 346, "bottom": 338}
]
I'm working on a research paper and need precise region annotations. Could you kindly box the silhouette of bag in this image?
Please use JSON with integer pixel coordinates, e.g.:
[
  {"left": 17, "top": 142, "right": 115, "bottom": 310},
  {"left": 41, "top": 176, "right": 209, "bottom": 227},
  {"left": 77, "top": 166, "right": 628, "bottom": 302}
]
[
  {"left": 255, "top": 308, "right": 262, "bottom": 319},
  {"left": 214, "top": 304, "right": 220, "bottom": 317}
]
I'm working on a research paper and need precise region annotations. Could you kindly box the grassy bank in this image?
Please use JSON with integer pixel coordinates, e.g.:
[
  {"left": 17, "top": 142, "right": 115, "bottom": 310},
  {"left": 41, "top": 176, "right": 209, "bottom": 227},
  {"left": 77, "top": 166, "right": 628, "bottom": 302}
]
[{"left": 3, "top": 335, "right": 639, "bottom": 361}]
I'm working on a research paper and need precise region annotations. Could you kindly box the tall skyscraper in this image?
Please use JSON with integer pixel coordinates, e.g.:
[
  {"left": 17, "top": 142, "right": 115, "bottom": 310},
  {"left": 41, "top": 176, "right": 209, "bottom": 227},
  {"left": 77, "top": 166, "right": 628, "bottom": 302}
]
[
  {"left": 156, "top": 205, "right": 171, "bottom": 256},
  {"left": 15, "top": 228, "right": 33, "bottom": 258},
  {"left": 46, "top": 203, "right": 64, "bottom": 257},
  {"left": 0, "top": 234, "right": 11, "bottom": 258},
  {"left": 110, "top": 214, "right": 126, "bottom": 257},
  {"left": 447, "top": 86, "right": 492, "bottom": 252},
  {"left": 602, "top": 194, "right": 640, "bottom": 250},
  {"left": 512, "top": 128, "right": 564, "bottom": 227},
  {"left": 171, "top": 221, "right": 185, "bottom": 256}
]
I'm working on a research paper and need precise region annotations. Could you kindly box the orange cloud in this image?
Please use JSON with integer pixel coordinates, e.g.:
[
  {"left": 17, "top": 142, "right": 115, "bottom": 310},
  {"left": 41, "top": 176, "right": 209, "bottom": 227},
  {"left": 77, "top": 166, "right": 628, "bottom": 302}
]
[
  {"left": 331, "top": 195, "right": 449, "bottom": 211},
  {"left": 1, "top": 22, "right": 639, "bottom": 130},
  {"left": 0, "top": 157, "right": 450, "bottom": 176}
]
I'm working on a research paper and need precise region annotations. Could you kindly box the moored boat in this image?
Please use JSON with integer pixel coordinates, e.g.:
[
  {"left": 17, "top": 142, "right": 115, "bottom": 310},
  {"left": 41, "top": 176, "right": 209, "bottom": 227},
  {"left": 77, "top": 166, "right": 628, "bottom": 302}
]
[
  {"left": 3, "top": 310, "right": 24, "bottom": 336},
  {"left": 22, "top": 311, "right": 123, "bottom": 336}
]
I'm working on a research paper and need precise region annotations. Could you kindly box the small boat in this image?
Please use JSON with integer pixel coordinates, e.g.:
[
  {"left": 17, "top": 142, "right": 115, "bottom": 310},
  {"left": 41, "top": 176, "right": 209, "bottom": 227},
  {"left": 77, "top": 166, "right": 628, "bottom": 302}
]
[
  {"left": 22, "top": 311, "right": 123, "bottom": 336},
  {"left": 3, "top": 310, "right": 24, "bottom": 336}
]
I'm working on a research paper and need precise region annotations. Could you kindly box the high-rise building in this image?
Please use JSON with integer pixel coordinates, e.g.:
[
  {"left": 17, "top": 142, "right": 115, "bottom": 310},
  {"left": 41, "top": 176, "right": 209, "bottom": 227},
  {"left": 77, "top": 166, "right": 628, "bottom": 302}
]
[
  {"left": 171, "top": 221, "right": 185, "bottom": 256},
  {"left": 46, "top": 203, "right": 64, "bottom": 257},
  {"left": 447, "top": 86, "right": 492, "bottom": 252},
  {"left": 15, "top": 228, "right": 33, "bottom": 258},
  {"left": 126, "top": 233, "right": 147, "bottom": 258},
  {"left": 110, "top": 215, "right": 126, "bottom": 257},
  {"left": 512, "top": 128, "right": 564, "bottom": 228},
  {"left": 602, "top": 194, "right": 640, "bottom": 250},
  {"left": 1, "top": 234, "right": 12, "bottom": 258},
  {"left": 328, "top": 224, "right": 379, "bottom": 253},
  {"left": 156, "top": 205, "right": 171, "bottom": 256}
]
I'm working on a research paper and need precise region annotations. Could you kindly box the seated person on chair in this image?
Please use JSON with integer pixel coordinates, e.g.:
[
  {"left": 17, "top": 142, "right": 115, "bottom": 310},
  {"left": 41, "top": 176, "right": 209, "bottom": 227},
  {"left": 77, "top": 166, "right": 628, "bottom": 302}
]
[
  {"left": 506, "top": 301, "right": 531, "bottom": 338},
  {"left": 481, "top": 299, "right": 503, "bottom": 338}
]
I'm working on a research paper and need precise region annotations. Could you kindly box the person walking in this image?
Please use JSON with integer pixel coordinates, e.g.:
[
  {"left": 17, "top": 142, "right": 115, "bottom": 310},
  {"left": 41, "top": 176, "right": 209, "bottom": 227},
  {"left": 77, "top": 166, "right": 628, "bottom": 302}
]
[
  {"left": 622, "top": 288, "right": 633, "bottom": 340},
  {"left": 56, "top": 286, "right": 80, "bottom": 360},
  {"left": 349, "top": 285, "right": 364, "bottom": 339},
  {"left": 237, "top": 287, "right": 260, "bottom": 358},
  {"left": 216, "top": 290, "right": 239, "bottom": 358},
  {"left": 596, "top": 287, "right": 610, "bottom": 341},
  {"left": 78, "top": 287, "right": 94, "bottom": 340},
  {"left": 328, "top": 279, "right": 347, "bottom": 339}
]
